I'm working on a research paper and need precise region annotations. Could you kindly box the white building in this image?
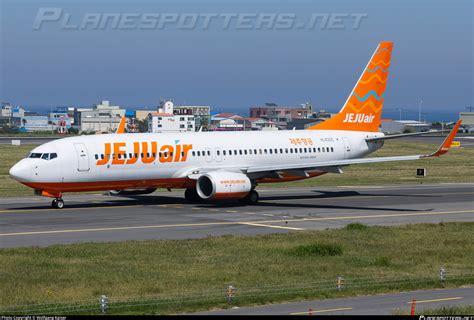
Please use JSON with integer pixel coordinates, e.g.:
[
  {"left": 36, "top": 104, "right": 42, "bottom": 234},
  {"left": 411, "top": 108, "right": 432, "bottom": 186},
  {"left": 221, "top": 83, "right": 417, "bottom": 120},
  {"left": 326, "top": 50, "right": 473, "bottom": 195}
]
[
  {"left": 148, "top": 101, "right": 195, "bottom": 133},
  {"left": 79, "top": 100, "right": 125, "bottom": 133},
  {"left": 381, "top": 120, "right": 431, "bottom": 133}
]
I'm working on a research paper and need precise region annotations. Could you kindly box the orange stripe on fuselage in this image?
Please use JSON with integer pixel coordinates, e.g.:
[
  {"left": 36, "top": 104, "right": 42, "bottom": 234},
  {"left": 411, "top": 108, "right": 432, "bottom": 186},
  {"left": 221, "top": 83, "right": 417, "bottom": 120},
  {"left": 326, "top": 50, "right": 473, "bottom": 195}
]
[{"left": 22, "top": 178, "right": 197, "bottom": 193}]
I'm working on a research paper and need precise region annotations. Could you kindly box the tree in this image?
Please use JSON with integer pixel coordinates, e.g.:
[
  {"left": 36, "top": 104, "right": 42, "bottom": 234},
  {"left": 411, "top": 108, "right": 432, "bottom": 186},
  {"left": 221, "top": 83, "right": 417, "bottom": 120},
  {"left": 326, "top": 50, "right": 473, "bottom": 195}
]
[{"left": 137, "top": 119, "right": 149, "bottom": 132}]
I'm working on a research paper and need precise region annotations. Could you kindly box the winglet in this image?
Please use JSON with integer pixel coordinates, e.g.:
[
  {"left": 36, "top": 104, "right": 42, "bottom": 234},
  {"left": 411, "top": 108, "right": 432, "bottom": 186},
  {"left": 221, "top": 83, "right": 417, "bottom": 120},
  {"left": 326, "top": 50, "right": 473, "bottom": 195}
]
[
  {"left": 116, "top": 116, "right": 127, "bottom": 134},
  {"left": 428, "top": 120, "right": 462, "bottom": 157}
]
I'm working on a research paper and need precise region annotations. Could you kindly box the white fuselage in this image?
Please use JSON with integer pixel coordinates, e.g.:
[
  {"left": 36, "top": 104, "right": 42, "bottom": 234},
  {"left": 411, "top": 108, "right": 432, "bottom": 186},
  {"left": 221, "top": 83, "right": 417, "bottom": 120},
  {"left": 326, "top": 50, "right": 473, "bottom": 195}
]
[{"left": 9, "top": 130, "right": 384, "bottom": 193}]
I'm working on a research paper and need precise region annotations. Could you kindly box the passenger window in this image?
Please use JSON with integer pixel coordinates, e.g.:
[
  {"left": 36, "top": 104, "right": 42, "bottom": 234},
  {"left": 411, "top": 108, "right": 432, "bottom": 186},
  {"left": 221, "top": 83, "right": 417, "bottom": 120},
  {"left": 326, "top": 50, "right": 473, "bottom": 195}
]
[
  {"left": 318, "top": 148, "right": 321, "bottom": 152},
  {"left": 274, "top": 148, "right": 278, "bottom": 154},
  {"left": 181, "top": 152, "right": 184, "bottom": 157},
  {"left": 207, "top": 151, "right": 210, "bottom": 156},
  {"left": 290, "top": 149, "right": 293, "bottom": 153},
  {"left": 244, "top": 150, "right": 247, "bottom": 155},
  {"left": 249, "top": 149, "right": 252, "bottom": 155},
  {"left": 331, "top": 147, "right": 334, "bottom": 152},
  {"left": 152, "top": 153, "right": 156, "bottom": 157},
  {"left": 313, "top": 148, "right": 316, "bottom": 152},
  {"left": 254, "top": 149, "right": 257, "bottom": 154},
  {"left": 304, "top": 148, "right": 307, "bottom": 153},
  {"left": 140, "top": 153, "right": 144, "bottom": 158},
  {"left": 170, "top": 152, "right": 174, "bottom": 157},
  {"left": 192, "top": 151, "right": 195, "bottom": 156},
  {"left": 129, "top": 153, "right": 132, "bottom": 159},
  {"left": 280, "top": 148, "right": 283, "bottom": 154},
  {"left": 94, "top": 154, "right": 98, "bottom": 160},
  {"left": 217, "top": 150, "right": 220, "bottom": 156},
  {"left": 197, "top": 151, "right": 201, "bottom": 156},
  {"left": 239, "top": 150, "right": 242, "bottom": 155},
  {"left": 285, "top": 148, "right": 288, "bottom": 153},
  {"left": 269, "top": 149, "right": 273, "bottom": 154},
  {"left": 299, "top": 148, "right": 303, "bottom": 153},
  {"left": 101, "top": 154, "right": 105, "bottom": 160},
  {"left": 118, "top": 154, "right": 122, "bottom": 159},
  {"left": 264, "top": 149, "right": 267, "bottom": 154}
]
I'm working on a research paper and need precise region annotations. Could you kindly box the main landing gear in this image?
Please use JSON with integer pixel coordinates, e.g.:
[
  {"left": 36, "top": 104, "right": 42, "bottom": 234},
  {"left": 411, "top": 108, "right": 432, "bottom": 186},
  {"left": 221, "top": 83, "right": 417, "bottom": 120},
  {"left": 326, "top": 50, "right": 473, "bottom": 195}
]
[
  {"left": 184, "top": 188, "right": 201, "bottom": 203},
  {"left": 52, "top": 198, "right": 64, "bottom": 209},
  {"left": 238, "top": 190, "right": 259, "bottom": 205}
]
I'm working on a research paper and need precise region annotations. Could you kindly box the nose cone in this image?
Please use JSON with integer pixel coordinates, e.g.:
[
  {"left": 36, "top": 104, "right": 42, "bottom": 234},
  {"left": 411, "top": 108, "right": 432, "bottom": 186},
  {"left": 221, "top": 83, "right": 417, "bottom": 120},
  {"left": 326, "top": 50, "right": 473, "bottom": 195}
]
[{"left": 9, "top": 160, "right": 32, "bottom": 182}]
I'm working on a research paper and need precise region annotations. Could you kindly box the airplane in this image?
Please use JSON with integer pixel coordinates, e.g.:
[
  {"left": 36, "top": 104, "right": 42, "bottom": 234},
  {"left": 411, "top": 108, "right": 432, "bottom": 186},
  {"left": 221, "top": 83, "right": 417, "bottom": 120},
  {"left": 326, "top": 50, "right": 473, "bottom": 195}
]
[{"left": 9, "top": 41, "right": 462, "bottom": 209}]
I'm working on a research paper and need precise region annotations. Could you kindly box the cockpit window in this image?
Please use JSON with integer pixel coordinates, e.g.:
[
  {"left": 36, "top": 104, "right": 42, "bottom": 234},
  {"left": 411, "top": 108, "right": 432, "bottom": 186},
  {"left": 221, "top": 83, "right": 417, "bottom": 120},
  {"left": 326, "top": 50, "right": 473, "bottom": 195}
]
[
  {"left": 28, "top": 153, "right": 58, "bottom": 160},
  {"left": 29, "top": 153, "right": 42, "bottom": 158}
]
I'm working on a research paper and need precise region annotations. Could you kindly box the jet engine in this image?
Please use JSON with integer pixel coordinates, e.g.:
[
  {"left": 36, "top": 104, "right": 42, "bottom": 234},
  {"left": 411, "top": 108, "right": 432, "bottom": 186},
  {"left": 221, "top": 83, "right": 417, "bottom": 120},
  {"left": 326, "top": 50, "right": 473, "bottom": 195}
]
[{"left": 196, "top": 171, "right": 251, "bottom": 200}]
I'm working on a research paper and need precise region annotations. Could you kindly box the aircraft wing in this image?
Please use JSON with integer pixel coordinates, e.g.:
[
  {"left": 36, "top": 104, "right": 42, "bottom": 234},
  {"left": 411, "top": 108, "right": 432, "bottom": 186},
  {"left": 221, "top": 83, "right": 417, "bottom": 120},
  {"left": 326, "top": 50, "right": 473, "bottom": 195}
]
[
  {"left": 366, "top": 129, "right": 450, "bottom": 142},
  {"left": 186, "top": 120, "right": 461, "bottom": 179},
  {"left": 246, "top": 120, "right": 461, "bottom": 174}
]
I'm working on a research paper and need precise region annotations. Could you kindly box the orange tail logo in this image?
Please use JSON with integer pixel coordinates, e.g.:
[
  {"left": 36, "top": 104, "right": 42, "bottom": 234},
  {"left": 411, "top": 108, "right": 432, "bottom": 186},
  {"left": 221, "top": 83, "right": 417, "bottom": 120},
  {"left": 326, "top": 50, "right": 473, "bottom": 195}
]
[{"left": 307, "top": 41, "right": 393, "bottom": 132}]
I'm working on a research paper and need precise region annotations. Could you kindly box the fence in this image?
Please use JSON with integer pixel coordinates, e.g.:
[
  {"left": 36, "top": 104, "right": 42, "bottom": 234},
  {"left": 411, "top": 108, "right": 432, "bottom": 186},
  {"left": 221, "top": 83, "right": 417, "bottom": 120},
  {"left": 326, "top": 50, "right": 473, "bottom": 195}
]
[{"left": 1, "top": 272, "right": 473, "bottom": 315}]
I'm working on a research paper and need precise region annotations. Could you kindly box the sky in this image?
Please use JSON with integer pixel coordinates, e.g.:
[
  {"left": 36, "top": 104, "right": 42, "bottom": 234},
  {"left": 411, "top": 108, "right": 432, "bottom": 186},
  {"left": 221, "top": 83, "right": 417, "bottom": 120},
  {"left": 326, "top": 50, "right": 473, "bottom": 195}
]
[{"left": 0, "top": 0, "right": 472, "bottom": 121}]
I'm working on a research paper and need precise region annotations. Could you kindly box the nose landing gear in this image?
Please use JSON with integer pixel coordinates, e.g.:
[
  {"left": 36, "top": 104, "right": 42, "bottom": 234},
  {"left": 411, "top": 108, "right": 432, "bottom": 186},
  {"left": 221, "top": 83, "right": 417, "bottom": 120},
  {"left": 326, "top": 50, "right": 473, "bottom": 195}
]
[{"left": 52, "top": 198, "right": 64, "bottom": 209}]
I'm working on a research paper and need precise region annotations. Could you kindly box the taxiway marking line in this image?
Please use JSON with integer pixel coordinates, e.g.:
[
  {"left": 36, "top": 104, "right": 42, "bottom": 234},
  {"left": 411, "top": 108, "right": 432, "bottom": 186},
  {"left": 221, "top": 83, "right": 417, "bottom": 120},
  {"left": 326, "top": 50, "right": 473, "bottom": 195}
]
[
  {"left": 240, "top": 222, "right": 305, "bottom": 231},
  {"left": 260, "top": 191, "right": 474, "bottom": 203},
  {"left": 406, "top": 297, "right": 462, "bottom": 304},
  {"left": 0, "top": 205, "right": 139, "bottom": 214},
  {"left": 290, "top": 307, "right": 353, "bottom": 315},
  {"left": 0, "top": 210, "right": 472, "bottom": 237}
]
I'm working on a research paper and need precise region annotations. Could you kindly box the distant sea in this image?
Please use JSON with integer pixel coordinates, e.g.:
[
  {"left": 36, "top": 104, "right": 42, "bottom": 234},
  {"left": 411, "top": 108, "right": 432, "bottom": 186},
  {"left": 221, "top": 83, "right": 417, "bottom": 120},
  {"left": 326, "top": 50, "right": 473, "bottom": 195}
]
[{"left": 24, "top": 105, "right": 463, "bottom": 123}]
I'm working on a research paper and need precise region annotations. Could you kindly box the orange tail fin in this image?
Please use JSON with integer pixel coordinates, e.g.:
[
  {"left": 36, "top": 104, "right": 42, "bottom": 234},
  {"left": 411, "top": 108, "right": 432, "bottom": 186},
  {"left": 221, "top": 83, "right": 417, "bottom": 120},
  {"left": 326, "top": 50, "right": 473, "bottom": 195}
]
[{"left": 307, "top": 41, "right": 393, "bottom": 132}]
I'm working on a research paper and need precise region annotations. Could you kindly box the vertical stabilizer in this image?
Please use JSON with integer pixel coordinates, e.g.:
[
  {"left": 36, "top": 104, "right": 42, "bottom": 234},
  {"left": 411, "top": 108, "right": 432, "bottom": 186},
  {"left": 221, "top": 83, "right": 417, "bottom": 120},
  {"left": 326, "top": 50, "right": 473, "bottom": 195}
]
[{"left": 307, "top": 42, "right": 393, "bottom": 132}]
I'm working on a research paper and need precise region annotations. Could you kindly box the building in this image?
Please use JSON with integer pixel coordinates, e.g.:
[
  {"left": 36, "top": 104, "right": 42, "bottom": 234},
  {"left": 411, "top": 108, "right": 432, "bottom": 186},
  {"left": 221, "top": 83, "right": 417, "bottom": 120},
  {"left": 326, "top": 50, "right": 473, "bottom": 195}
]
[
  {"left": 135, "top": 110, "right": 153, "bottom": 121},
  {"left": 148, "top": 101, "right": 195, "bottom": 133},
  {"left": 174, "top": 105, "right": 211, "bottom": 130},
  {"left": 460, "top": 112, "right": 474, "bottom": 126},
  {"left": 78, "top": 100, "right": 125, "bottom": 133},
  {"left": 249, "top": 102, "right": 315, "bottom": 129},
  {"left": 1, "top": 103, "right": 25, "bottom": 127},
  {"left": 19, "top": 115, "right": 51, "bottom": 132},
  {"left": 235, "top": 117, "right": 278, "bottom": 131},
  {"left": 381, "top": 120, "right": 431, "bottom": 133},
  {"left": 49, "top": 107, "right": 72, "bottom": 133}
]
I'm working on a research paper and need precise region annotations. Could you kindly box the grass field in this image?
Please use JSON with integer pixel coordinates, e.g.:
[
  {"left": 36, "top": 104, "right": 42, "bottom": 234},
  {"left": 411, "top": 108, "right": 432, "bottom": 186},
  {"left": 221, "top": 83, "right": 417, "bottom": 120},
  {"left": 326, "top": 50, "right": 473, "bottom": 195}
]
[
  {"left": 395, "top": 305, "right": 474, "bottom": 315},
  {"left": 1, "top": 222, "right": 473, "bottom": 314},
  {"left": 1, "top": 141, "right": 473, "bottom": 197}
]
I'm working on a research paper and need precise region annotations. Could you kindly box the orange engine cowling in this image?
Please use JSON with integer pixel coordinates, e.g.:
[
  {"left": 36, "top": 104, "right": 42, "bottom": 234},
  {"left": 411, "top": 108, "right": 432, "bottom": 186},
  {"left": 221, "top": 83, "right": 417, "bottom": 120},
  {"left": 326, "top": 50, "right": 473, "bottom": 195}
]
[{"left": 196, "top": 171, "right": 251, "bottom": 200}]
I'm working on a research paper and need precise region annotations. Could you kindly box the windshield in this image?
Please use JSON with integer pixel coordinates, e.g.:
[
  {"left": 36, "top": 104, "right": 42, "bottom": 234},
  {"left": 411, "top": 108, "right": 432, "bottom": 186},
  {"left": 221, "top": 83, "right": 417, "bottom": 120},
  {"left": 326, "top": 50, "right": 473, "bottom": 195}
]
[{"left": 27, "top": 153, "right": 58, "bottom": 160}]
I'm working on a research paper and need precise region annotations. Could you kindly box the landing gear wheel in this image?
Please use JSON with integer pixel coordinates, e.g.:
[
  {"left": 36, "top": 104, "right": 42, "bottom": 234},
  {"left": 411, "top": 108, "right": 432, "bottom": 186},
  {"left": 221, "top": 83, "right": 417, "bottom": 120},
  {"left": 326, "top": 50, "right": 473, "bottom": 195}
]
[
  {"left": 239, "top": 190, "right": 259, "bottom": 205},
  {"left": 52, "top": 198, "right": 64, "bottom": 209},
  {"left": 185, "top": 188, "right": 201, "bottom": 203}
]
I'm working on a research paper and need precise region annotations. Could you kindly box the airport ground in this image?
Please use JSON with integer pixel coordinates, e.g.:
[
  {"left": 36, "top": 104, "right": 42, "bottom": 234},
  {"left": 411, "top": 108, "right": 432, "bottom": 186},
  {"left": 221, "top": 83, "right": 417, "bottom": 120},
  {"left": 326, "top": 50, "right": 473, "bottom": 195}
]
[
  {"left": 0, "top": 183, "right": 473, "bottom": 314},
  {"left": 0, "top": 138, "right": 472, "bottom": 314}
]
